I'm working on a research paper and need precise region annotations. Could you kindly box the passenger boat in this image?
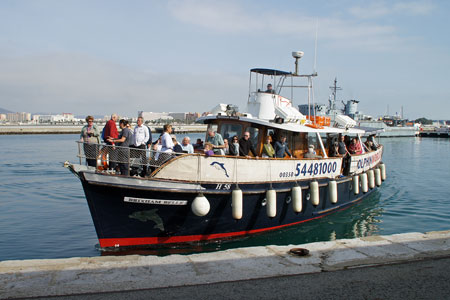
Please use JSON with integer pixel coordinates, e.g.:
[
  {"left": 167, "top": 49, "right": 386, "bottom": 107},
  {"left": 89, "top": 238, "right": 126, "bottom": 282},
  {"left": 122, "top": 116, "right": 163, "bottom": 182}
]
[{"left": 66, "top": 51, "right": 386, "bottom": 250}]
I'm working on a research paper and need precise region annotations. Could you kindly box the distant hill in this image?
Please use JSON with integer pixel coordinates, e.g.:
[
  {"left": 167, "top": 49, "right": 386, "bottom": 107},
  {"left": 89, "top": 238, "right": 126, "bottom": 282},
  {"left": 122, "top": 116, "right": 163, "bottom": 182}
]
[{"left": 0, "top": 107, "right": 13, "bottom": 114}]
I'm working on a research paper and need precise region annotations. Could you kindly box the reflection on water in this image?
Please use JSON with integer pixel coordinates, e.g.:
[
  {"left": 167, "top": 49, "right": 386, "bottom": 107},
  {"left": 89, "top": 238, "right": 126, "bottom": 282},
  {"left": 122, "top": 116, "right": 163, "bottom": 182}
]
[{"left": 102, "top": 191, "right": 384, "bottom": 256}]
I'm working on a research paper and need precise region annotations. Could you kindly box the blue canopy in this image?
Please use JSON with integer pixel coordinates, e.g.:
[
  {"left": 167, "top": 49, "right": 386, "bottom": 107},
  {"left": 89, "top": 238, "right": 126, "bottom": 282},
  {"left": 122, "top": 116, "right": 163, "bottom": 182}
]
[{"left": 250, "top": 68, "right": 292, "bottom": 76}]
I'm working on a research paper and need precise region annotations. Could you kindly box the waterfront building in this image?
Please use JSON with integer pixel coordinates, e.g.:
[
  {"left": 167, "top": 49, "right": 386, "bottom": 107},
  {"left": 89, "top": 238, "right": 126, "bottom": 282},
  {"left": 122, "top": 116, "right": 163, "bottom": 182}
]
[{"left": 6, "top": 112, "right": 31, "bottom": 122}]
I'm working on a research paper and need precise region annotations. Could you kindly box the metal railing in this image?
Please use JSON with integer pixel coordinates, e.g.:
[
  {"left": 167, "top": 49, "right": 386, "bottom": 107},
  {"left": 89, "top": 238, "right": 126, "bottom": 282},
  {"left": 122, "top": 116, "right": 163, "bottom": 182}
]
[{"left": 76, "top": 141, "right": 180, "bottom": 172}]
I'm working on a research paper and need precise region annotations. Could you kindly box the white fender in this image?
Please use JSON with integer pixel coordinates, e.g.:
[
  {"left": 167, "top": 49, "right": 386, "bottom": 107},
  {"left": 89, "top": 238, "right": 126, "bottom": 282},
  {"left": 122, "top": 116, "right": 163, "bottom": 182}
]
[
  {"left": 360, "top": 173, "right": 368, "bottom": 193},
  {"left": 232, "top": 189, "right": 243, "bottom": 220},
  {"left": 266, "top": 189, "right": 276, "bottom": 218},
  {"left": 368, "top": 169, "right": 375, "bottom": 189},
  {"left": 374, "top": 168, "right": 382, "bottom": 187},
  {"left": 353, "top": 175, "right": 360, "bottom": 195},
  {"left": 191, "top": 194, "right": 210, "bottom": 216},
  {"left": 329, "top": 180, "right": 337, "bottom": 204},
  {"left": 292, "top": 186, "right": 302, "bottom": 213},
  {"left": 310, "top": 181, "right": 319, "bottom": 206},
  {"left": 379, "top": 163, "right": 386, "bottom": 181}
]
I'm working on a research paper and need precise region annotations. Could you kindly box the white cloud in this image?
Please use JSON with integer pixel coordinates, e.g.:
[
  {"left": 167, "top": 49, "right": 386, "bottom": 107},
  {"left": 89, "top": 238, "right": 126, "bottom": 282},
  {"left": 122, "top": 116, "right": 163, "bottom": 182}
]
[
  {"left": 167, "top": 0, "right": 405, "bottom": 52},
  {"left": 0, "top": 53, "right": 248, "bottom": 116},
  {"left": 349, "top": 1, "right": 435, "bottom": 19}
]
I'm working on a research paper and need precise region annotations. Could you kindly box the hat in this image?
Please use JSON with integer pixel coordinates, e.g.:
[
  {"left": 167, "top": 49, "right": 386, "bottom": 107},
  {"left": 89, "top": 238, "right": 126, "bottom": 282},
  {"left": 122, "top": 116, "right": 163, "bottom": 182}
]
[{"left": 308, "top": 145, "right": 314, "bottom": 149}]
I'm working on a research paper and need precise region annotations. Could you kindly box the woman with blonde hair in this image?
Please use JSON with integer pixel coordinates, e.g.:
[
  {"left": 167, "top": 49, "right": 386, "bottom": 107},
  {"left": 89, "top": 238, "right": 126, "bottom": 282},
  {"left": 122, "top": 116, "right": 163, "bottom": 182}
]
[{"left": 80, "top": 115, "right": 100, "bottom": 167}]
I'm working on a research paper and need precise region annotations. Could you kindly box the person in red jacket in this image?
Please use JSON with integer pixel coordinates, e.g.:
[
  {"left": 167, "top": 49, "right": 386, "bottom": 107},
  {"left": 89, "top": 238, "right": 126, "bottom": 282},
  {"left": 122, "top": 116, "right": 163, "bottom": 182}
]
[{"left": 103, "top": 114, "right": 119, "bottom": 170}]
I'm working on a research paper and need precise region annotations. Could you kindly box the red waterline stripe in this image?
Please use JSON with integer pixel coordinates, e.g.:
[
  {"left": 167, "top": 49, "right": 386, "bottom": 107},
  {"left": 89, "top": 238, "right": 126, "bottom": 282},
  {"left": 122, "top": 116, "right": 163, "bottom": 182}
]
[
  {"left": 99, "top": 214, "right": 327, "bottom": 248},
  {"left": 99, "top": 195, "right": 367, "bottom": 248}
]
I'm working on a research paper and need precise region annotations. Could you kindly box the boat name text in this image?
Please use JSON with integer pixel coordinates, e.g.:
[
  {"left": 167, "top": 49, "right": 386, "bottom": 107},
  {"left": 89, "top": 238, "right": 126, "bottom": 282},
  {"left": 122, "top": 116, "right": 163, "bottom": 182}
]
[{"left": 124, "top": 197, "right": 188, "bottom": 206}]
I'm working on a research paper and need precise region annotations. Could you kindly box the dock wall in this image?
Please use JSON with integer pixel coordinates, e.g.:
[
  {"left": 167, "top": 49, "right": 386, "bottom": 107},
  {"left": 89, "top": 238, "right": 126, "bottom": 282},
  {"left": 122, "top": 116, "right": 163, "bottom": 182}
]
[{"left": 1, "top": 230, "right": 449, "bottom": 299}]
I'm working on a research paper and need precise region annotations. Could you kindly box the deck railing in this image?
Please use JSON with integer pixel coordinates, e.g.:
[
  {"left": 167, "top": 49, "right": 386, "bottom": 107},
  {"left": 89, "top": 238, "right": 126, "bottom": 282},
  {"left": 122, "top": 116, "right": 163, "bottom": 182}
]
[{"left": 76, "top": 141, "right": 181, "bottom": 171}]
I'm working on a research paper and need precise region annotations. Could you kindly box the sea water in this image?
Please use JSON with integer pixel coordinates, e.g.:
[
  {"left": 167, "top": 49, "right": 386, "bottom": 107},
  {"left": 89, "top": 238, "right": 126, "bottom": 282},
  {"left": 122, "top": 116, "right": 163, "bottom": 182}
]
[{"left": 0, "top": 135, "right": 449, "bottom": 260}]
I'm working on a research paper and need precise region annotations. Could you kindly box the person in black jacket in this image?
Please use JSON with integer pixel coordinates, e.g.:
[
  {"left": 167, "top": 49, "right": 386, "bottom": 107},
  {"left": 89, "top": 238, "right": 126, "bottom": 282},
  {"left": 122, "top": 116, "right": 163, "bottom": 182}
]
[{"left": 239, "top": 132, "right": 257, "bottom": 157}]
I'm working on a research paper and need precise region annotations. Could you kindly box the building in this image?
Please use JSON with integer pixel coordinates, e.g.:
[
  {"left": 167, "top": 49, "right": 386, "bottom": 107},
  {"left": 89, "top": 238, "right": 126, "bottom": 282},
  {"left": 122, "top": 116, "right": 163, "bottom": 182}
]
[
  {"left": 6, "top": 112, "right": 31, "bottom": 122},
  {"left": 138, "top": 111, "right": 173, "bottom": 122},
  {"left": 186, "top": 112, "right": 201, "bottom": 123}
]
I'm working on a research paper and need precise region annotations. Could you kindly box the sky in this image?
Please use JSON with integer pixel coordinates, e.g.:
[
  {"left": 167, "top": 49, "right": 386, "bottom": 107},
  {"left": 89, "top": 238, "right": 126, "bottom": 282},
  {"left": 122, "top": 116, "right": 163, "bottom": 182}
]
[{"left": 0, "top": 0, "right": 449, "bottom": 119}]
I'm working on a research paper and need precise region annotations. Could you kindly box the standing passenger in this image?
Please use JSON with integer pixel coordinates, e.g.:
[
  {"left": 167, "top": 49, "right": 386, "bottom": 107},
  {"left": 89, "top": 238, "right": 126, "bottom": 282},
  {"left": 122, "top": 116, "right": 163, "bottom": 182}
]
[
  {"left": 80, "top": 116, "right": 100, "bottom": 167},
  {"left": 206, "top": 129, "right": 225, "bottom": 155},
  {"left": 239, "top": 131, "right": 257, "bottom": 157},
  {"left": 131, "top": 116, "right": 150, "bottom": 177},
  {"left": 262, "top": 136, "right": 275, "bottom": 158},
  {"left": 107, "top": 119, "right": 133, "bottom": 176},
  {"left": 103, "top": 114, "right": 119, "bottom": 170},
  {"left": 274, "top": 135, "right": 292, "bottom": 158}
]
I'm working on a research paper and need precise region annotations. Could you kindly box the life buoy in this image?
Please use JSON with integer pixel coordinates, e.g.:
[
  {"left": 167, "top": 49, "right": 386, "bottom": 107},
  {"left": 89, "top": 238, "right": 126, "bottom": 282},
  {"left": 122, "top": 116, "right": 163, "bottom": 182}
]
[{"left": 96, "top": 149, "right": 109, "bottom": 170}]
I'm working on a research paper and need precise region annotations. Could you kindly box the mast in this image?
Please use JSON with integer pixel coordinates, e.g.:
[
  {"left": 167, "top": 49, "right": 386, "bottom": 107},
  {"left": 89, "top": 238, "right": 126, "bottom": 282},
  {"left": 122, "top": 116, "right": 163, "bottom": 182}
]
[{"left": 329, "top": 78, "right": 342, "bottom": 111}]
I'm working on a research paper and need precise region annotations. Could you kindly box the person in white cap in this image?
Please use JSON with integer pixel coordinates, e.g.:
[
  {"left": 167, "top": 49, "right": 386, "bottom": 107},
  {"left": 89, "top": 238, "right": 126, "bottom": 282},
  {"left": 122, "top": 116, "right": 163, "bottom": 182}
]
[{"left": 304, "top": 144, "right": 321, "bottom": 158}]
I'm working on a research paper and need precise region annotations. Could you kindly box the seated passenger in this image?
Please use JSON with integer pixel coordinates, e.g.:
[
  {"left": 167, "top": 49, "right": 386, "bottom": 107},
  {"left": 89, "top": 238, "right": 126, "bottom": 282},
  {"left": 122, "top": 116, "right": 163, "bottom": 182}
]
[
  {"left": 229, "top": 135, "right": 239, "bottom": 156},
  {"left": 274, "top": 135, "right": 292, "bottom": 158},
  {"left": 180, "top": 136, "right": 194, "bottom": 154},
  {"left": 262, "top": 136, "right": 275, "bottom": 158},
  {"left": 348, "top": 137, "right": 363, "bottom": 155},
  {"left": 193, "top": 138, "right": 204, "bottom": 150},
  {"left": 203, "top": 143, "right": 214, "bottom": 157},
  {"left": 265, "top": 83, "right": 275, "bottom": 94},
  {"left": 223, "top": 138, "right": 230, "bottom": 155},
  {"left": 304, "top": 145, "right": 322, "bottom": 158},
  {"left": 172, "top": 136, "right": 183, "bottom": 153}
]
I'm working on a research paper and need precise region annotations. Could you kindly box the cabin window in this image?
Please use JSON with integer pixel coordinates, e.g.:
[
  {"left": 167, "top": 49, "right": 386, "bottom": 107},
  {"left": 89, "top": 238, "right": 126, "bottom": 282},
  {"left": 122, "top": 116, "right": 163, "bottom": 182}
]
[
  {"left": 307, "top": 133, "right": 324, "bottom": 157},
  {"left": 219, "top": 123, "right": 243, "bottom": 141}
]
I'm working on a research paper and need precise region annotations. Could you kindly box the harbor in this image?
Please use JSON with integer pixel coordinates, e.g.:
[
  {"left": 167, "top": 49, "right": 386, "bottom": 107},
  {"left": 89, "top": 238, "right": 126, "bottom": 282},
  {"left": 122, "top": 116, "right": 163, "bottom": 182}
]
[
  {"left": 2, "top": 230, "right": 449, "bottom": 299},
  {"left": 0, "top": 124, "right": 207, "bottom": 135},
  {"left": 2, "top": 1, "right": 450, "bottom": 299}
]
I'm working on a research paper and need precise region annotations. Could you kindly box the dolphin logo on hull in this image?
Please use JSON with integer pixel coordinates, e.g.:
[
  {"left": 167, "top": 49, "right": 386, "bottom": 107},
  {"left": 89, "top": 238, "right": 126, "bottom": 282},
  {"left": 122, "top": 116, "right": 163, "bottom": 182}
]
[{"left": 210, "top": 161, "right": 230, "bottom": 177}]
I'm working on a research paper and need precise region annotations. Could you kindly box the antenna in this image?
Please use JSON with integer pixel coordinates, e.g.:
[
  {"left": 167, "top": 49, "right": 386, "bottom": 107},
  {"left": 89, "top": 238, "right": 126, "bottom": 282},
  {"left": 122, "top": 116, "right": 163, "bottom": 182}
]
[{"left": 314, "top": 19, "right": 318, "bottom": 73}]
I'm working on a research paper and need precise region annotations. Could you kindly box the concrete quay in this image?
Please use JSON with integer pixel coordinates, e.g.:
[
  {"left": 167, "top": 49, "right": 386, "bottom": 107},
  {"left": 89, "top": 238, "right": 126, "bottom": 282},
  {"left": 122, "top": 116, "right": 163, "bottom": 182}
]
[{"left": 1, "top": 230, "right": 449, "bottom": 299}]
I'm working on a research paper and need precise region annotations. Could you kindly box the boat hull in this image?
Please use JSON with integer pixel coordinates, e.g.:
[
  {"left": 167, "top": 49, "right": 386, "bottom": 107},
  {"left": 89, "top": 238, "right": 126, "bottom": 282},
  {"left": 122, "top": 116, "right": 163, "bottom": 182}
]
[{"left": 78, "top": 172, "right": 377, "bottom": 249}]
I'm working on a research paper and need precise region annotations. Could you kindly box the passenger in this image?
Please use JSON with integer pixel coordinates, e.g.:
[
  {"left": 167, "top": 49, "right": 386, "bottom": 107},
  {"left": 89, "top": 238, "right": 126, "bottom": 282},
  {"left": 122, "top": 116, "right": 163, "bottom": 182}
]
[
  {"left": 366, "top": 137, "right": 378, "bottom": 151},
  {"left": 161, "top": 124, "right": 174, "bottom": 152},
  {"left": 304, "top": 145, "right": 322, "bottom": 158},
  {"left": 180, "top": 136, "right": 194, "bottom": 154},
  {"left": 329, "top": 142, "right": 341, "bottom": 157},
  {"left": 103, "top": 114, "right": 119, "bottom": 170},
  {"left": 262, "top": 136, "right": 275, "bottom": 158},
  {"left": 172, "top": 135, "right": 183, "bottom": 153},
  {"left": 203, "top": 143, "right": 214, "bottom": 157},
  {"left": 338, "top": 134, "right": 348, "bottom": 155},
  {"left": 107, "top": 119, "right": 133, "bottom": 176},
  {"left": 223, "top": 138, "right": 230, "bottom": 155},
  {"left": 348, "top": 137, "right": 363, "bottom": 155},
  {"left": 193, "top": 138, "right": 204, "bottom": 150},
  {"left": 131, "top": 116, "right": 150, "bottom": 177},
  {"left": 344, "top": 135, "right": 351, "bottom": 148},
  {"left": 206, "top": 129, "right": 225, "bottom": 155},
  {"left": 274, "top": 135, "right": 292, "bottom": 158},
  {"left": 265, "top": 83, "right": 275, "bottom": 94},
  {"left": 229, "top": 135, "right": 239, "bottom": 156},
  {"left": 239, "top": 131, "right": 257, "bottom": 157},
  {"left": 80, "top": 115, "right": 101, "bottom": 167}
]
